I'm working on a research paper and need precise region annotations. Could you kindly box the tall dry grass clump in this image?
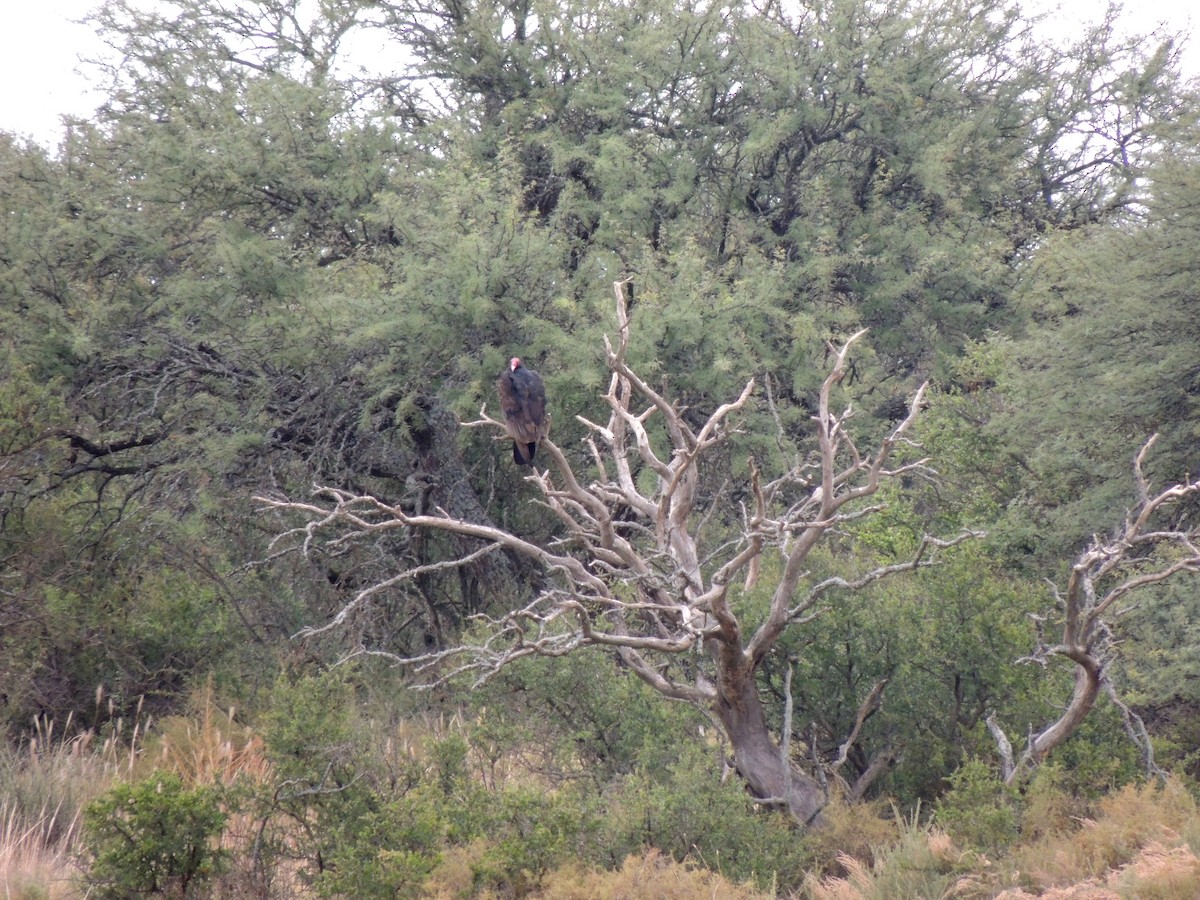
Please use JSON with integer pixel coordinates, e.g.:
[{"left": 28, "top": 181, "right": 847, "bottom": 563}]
[
  {"left": 1009, "top": 778, "right": 1199, "bottom": 892},
  {"left": 803, "top": 778, "right": 1200, "bottom": 899},
  {"left": 799, "top": 797, "right": 901, "bottom": 879},
  {"left": 804, "top": 808, "right": 969, "bottom": 900},
  {"left": 134, "top": 683, "right": 281, "bottom": 897},
  {"left": 0, "top": 684, "right": 273, "bottom": 898},
  {"left": 143, "top": 682, "right": 270, "bottom": 787},
  {"left": 534, "top": 848, "right": 773, "bottom": 899},
  {"left": 996, "top": 841, "right": 1200, "bottom": 899},
  {"left": 0, "top": 698, "right": 151, "bottom": 898},
  {"left": 1, "top": 796, "right": 80, "bottom": 899},
  {"left": 1112, "top": 841, "right": 1200, "bottom": 898}
]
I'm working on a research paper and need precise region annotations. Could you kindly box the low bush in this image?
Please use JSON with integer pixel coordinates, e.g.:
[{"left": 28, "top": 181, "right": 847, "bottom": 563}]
[{"left": 81, "top": 771, "right": 228, "bottom": 898}]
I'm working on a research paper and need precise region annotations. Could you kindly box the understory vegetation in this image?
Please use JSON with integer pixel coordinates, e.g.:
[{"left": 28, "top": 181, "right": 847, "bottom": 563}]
[
  {"left": 5, "top": 671, "right": 1200, "bottom": 898},
  {"left": 3, "top": 0, "right": 1200, "bottom": 895}
]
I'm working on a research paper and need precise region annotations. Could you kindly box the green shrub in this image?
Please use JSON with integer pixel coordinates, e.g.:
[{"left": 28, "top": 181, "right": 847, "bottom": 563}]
[
  {"left": 601, "top": 741, "right": 810, "bottom": 892},
  {"left": 467, "top": 651, "right": 704, "bottom": 785},
  {"left": 312, "top": 793, "right": 446, "bottom": 899},
  {"left": 934, "top": 758, "right": 1018, "bottom": 851},
  {"left": 82, "top": 771, "right": 228, "bottom": 897}
]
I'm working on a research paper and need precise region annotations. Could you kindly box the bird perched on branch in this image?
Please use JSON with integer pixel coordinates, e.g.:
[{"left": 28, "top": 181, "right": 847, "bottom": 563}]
[{"left": 497, "top": 357, "right": 546, "bottom": 466}]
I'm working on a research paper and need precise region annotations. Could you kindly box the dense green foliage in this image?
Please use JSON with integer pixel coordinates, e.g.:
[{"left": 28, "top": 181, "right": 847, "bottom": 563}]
[
  {"left": 83, "top": 771, "right": 228, "bottom": 897},
  {"left": 2, "top": 0, "right": 1200, "bottom": 892}
]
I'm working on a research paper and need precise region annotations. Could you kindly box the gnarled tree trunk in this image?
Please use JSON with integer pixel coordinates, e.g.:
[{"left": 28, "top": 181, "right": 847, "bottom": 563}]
[{"left": 715, "top": 658, "right": 827, "bottom": 825}]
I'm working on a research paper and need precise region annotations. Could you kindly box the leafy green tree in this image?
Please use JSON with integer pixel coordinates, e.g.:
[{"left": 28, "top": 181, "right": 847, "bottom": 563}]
[
  {"left": 984, "top": 152, "right": 1200, "bottom": 779},
  {"left": 83, "top": 771, "right": 228, "bottom": 897},
  {"left": 1115, "top": 577, "right": 1200, "bottom": 779},
  {"left": 765, "top": 538, "right": 1052, "bottom": 803},
  {"left": 469, "top": 650, "right": 706, "bottom": 786},
  {"left": 997, "top": 153, "right": 1200, "bottom": 557}
]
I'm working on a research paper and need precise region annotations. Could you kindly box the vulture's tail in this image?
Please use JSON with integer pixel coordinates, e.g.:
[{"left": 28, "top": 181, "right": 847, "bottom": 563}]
[{"left": 512, "top": 441, "right": 537, "bottom": 466}]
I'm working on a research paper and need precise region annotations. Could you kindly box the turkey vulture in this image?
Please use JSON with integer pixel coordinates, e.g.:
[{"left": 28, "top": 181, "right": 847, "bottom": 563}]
[{"left": 497, "top": 357, "right": 546, "bottom": 466}]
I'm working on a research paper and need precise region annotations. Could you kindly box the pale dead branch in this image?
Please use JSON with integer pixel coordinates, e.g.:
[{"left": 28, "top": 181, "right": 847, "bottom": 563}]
[
  {"left": 259, "top": 280, "right": 976, "bottom": 825},
  {"left": 988, "top": 437, "right": 1200, "bottom": 783}
]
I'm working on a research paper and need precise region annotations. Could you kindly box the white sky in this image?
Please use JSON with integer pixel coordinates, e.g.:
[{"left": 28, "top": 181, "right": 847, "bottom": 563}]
[
  {"left": 0, "top": 0, "right": 1195, "bottom": 151},
  {"left": 2, "top": 1, "right": 104, "bottom": 148}
]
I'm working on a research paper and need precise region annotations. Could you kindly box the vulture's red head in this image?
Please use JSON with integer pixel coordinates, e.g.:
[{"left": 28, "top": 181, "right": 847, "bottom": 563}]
[{"left": 510, "top": 357, "right": 522, "bottom": 371}]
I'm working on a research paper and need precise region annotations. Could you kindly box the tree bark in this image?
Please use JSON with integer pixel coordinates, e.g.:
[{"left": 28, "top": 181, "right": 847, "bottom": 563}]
[
  {"left": 1026, "top": 660, "right": 1100, "bottom": 767},
  {"left": 714, "top": 654, "right": 826, "bottom": 825}
]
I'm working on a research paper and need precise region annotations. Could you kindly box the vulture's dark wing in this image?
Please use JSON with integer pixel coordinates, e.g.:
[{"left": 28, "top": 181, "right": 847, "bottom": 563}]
[{"left": 497, "top": 364, "right": 546, "bottom": 465}]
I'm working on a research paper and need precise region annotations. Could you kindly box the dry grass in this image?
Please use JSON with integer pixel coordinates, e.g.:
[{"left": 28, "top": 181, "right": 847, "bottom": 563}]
[
  {"left": 0, "top": 797, "right": 81, "bottom": 899},
  {"left": 143, "top": 684, "right": 297, "bottom": 898},
  {"left": 426, "top": 843, "right": 776, "bottom": 900},
  {"left": 1112, "top": 841, "right": 1200, "bottom": 898},
  {"left": 801, "top": 797, "right": 901, "bottom": 879},
  {"left": 805, "top": 852, "right": 878, "bottom": 900},
  {"left": 7, "top": 689, "right": 1200, "bottom": 900},
  {"left": 535, "top": 848, "right": 773, "bottom": 899},
  {"left": 995, "top": 842, "right": 1200, "bottom": 899},
  {"left": 143, "top": 686, "right": 271, "bottom": 787},
  {"left": 0, "top": 685, "right": 277, "bottom": 900},
  {"left": 0, "top": 707, "right": 145, "bottom": 900},
  {"left": 804, "top": 823, "right": 969, "bottom": 900},
  {"left": 804, "top": 778, "right": 1200, "bottom": 900},
  {"left": 1009, "top": 779, "right": 1200, "bottom": 893}
]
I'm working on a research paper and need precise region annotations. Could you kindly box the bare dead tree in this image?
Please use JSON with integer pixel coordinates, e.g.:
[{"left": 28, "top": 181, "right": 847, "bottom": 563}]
[
  {"left": 257, "top": 280, "right": 978, "bottom": 826},
  {"left": 987, "top": 435, "right": 1200, "bottom": 785}
]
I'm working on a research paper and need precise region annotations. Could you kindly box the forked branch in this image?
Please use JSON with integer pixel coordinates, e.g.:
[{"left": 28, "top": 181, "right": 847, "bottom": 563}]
[{"left": 988, "top": 435, "right": 1200, "bottom": 783}]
